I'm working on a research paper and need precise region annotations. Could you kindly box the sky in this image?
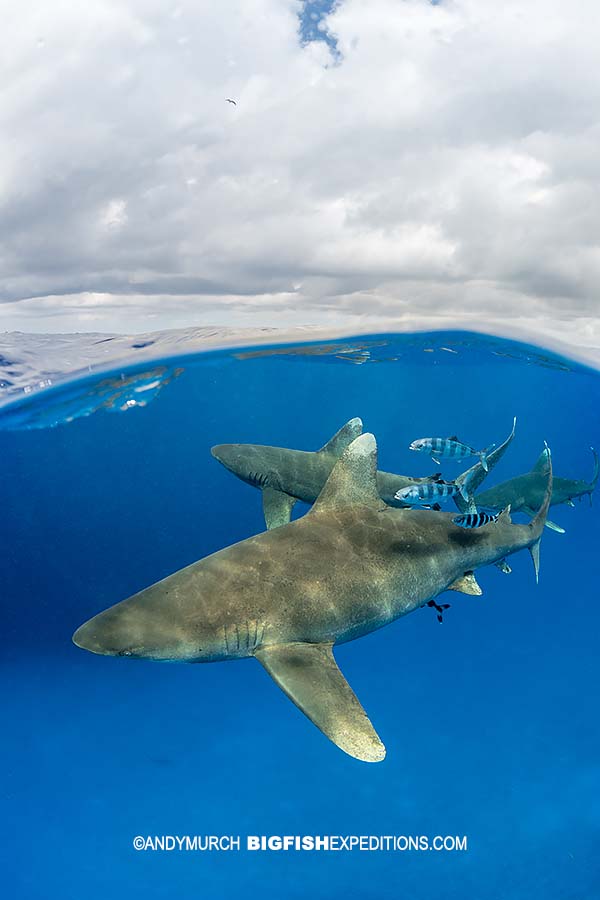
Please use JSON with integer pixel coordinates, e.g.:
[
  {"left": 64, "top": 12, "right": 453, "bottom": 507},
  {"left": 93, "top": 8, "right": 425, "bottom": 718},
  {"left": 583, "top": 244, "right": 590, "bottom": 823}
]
[{"left": 2, "top": 0, "right": 600, "bottom": 337}]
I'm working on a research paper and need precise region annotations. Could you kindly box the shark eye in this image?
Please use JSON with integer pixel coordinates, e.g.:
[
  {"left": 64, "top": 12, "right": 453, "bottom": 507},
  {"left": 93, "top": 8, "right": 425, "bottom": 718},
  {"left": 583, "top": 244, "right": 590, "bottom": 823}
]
[{"left": 119, "top": 649, "right": 132, "bottom": 657}]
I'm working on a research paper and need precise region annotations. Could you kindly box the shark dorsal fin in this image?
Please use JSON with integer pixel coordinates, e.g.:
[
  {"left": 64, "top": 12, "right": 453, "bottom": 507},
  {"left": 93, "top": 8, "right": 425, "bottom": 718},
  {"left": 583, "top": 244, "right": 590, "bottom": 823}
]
[
  {"left": 319, "top": 418, "right": 363, "bottom": 456},
  {"left": 310, "top": 433, "right": 382, "bottom": 513},
  {"left": 496, "top": 504, "right": 512, "bottom": 525},
  {"left": 530, "top": 447, "right": 551, "bottom": 476}
]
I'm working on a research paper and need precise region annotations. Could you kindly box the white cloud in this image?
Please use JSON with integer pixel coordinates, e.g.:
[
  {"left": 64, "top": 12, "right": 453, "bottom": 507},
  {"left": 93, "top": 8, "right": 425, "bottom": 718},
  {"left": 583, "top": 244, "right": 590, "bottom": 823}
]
[{"left": 1, "top": 0, "right": 600, "bottom": 339}]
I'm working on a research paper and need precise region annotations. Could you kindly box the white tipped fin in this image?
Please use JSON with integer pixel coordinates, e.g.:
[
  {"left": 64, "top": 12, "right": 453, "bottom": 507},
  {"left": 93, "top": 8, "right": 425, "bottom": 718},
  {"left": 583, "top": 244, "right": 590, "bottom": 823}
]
[
  {"left": 262, "top": 488, "right": 297, "bottom": 530},
  {"left": 544, "top": 518, "right": 565, "bottom": 534},
  {"left": 496, "top": 504, "right": 512, "bottom": 525},
  {"left": 530, "top": 447, "right": 552, "bottom": 476},
  {"left": 256, "top": 642, "right": 385, "bottom": 763},
  {"left": 319, "top": 418, "right": 363, "bottom": 456},
  {"left": 529, "top": 539, "right": 541, "bottom": 583},
  {"left": 448, "top": 572, "right": 483, "bottom": 596}
]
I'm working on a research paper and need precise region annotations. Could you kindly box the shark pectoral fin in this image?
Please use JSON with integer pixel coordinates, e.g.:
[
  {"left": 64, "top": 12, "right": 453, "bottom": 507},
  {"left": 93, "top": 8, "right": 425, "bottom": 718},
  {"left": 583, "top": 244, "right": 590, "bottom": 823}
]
[
  {"left": 523, "top": 503, "right": 561, "bottom": 532},
  {"left": 255, "top": 642, "right": 385, "bottom": 763},
  {"left": 448, "top": 572, "right": 483, "bottom": 596},
  {"left": 318, "top": 418, "right": 363, "bottom": 456},
  {"left": 262, "top": 487, "right": 297, "bottom": 530},
  {"left": 544, "top": 518, "right": 566, "bottom": 534}
]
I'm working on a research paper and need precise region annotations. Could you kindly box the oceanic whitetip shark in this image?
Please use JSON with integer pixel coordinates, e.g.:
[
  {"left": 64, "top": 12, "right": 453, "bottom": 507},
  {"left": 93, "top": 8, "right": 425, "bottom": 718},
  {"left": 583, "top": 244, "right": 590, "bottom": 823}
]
[
  {"left": 73, "top": 431, "right": 551, "bottom": 763},
  {"left": 456, "top": 446, "right": 598, "bottom": 534},
  {"left": 211, "top": 417, "right": 517, "bottom": 529}
]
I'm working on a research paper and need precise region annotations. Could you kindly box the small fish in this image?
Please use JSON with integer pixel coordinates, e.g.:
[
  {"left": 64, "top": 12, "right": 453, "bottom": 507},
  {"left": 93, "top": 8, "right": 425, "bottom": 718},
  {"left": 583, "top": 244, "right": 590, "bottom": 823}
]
[
  {"left": 395, "top": 478, "right": 468, "bottom": 506},
  {"left": 453, "top": 509, "right": 505, "bottom": 529},
  {"left": 409, "top": 435, "right": 495, "bottom": 471}
]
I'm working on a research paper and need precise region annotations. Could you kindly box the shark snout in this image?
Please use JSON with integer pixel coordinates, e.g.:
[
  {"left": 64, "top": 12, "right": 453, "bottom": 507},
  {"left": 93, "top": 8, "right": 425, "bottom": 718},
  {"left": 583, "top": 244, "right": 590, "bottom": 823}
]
[
  {"left": 72, "top": 604, "right": 156, "bottom": 658},
  {"left": 73, "top": 622, "right": 108, "bottom": 655},
  {"left": 211, "top": 443, "right": 240, "bottom": 471},
  {"left": 72, "top": 611, "right": 130, "bottom": 657}
]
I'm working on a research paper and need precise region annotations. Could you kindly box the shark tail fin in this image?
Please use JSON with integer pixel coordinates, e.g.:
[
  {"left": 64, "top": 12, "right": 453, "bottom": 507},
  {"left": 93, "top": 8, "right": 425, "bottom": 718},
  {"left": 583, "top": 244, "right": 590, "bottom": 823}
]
[
  {"left": 479, "top": 443, "right": 497, "bottom": 472},
  {"left": 454, "top": 465, "right": 476, "bottom": 506},
  {"left": 529, "top": 540, "right": 541, "bottom": 584},
  {"left": 452, "top": 417, "right": 517, "bottom": 513},
  {"left": 527, "top": 443, "right": 554, "bottom": 583},
  {"left": 318, "top": 418, "right": 363, "bottom": 457}
]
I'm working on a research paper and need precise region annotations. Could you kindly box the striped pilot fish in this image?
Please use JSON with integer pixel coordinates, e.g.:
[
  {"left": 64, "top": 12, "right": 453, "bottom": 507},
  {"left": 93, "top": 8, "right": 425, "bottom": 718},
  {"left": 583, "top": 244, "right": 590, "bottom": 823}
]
[
  {"left": 395, "top": 476, "right": 469, "bottom": 506},
  {"left": 452, "top": 507, "right": 510, "bottom": 529},
  {"left": 409, "top": 435, "right": 495, "bottom": 471}
]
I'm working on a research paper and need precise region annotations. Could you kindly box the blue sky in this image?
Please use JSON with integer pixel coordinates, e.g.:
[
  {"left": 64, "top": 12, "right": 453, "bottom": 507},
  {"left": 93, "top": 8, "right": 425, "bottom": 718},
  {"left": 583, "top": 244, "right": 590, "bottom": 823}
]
[{"left": 298, "top": 1, "right": 340, "bottom": 59}]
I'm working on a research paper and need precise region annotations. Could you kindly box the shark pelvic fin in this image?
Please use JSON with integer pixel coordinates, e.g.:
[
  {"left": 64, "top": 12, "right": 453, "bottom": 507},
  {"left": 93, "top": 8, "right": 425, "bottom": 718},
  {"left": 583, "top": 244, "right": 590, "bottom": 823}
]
[
  {"left": 319, "top": 418, "right": 363, "bottom": 456},
  {"left": 448, "top": 572, "right": 483, "bottom": 596},
  {"left": 529, "top": 539, "right": 541, "bottom": 584},
  {"left": 255, "top": 641, "right": 385, "bottom": 762},
  {"left": 310, "top": 433, "right": 382, "bottom": 514},
  {"left": 262, "top": 488, "right": 297, "bottom": 530},
  {"left": 544, "top": 518, "right": 565, "bottom": 534}
]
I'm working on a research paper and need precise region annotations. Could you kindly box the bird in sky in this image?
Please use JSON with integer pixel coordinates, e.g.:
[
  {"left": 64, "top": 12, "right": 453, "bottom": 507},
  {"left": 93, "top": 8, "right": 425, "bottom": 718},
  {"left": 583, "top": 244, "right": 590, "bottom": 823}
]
[{"left": 225, "top": 98, "right": 237, "bottom": 105}]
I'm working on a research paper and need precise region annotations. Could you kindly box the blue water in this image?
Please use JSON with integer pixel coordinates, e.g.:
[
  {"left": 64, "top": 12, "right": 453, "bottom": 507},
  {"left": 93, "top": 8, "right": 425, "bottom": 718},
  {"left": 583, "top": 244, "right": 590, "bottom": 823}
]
[{"left": 2, "top": 331, "right": 599, "bottom": 898}]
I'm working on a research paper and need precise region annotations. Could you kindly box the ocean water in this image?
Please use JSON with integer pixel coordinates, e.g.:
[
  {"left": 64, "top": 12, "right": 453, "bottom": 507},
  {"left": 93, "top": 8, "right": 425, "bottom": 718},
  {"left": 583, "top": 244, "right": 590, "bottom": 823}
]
[{"left": 2, "top": 330, "right": 599, "bottom": 899}]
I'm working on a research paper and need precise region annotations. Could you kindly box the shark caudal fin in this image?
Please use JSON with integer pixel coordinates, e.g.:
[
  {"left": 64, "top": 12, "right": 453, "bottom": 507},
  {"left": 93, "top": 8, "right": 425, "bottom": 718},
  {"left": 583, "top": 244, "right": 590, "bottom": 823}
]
[
  {"left": 479, "top": 442, "right": 498, "bottom": 471},
  {"left": 527, "top": 443, "right": 554, "bottom": 583},
  {"left": 318, "top": 418, "right": 363, "bottom": 457},
  {"left": 453, "top": 417, "right": 517, "bottom": 513},
  {"left": 455, "top": 466, "right": 478, "bottom": 506}
]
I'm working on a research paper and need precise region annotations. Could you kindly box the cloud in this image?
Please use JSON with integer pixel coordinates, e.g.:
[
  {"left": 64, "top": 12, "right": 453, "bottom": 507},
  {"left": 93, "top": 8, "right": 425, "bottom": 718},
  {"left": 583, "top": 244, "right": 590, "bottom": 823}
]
[{"left": 1, "top": 0, "right": 600, "bottom": 337}]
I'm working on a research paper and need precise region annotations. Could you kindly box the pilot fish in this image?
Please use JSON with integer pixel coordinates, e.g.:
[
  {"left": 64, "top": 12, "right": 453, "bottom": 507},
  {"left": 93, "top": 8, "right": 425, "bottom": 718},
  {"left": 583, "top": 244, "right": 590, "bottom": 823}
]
[
  {"left": 452, "top": 509, "right": 506, "bottom": 529},
  {"left": 395, "top": 476, "right": 469, "bottom": 506},
  {"left": 409, "top": 435, "right": 495, "bottom": 471}
]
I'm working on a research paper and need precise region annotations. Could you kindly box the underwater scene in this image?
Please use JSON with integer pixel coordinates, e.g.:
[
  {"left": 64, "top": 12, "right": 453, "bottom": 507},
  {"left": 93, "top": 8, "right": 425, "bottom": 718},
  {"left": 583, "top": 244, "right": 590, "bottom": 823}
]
[{"left": 2, "top": 330, "right": 599, "bottom": 899}]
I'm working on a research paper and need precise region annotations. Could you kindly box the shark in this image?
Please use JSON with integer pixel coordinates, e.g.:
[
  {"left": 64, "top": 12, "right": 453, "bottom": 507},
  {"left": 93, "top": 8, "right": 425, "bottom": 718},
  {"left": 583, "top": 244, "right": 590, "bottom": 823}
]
[
  {"left": 211, "top": 417, "right": 517, "bottom": 529},
  {"left": 456, "top": 446, "right": 598, "bottom": 534},
  {"left": 73, "top": 431, "right": 551, "bottom": 763}
]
